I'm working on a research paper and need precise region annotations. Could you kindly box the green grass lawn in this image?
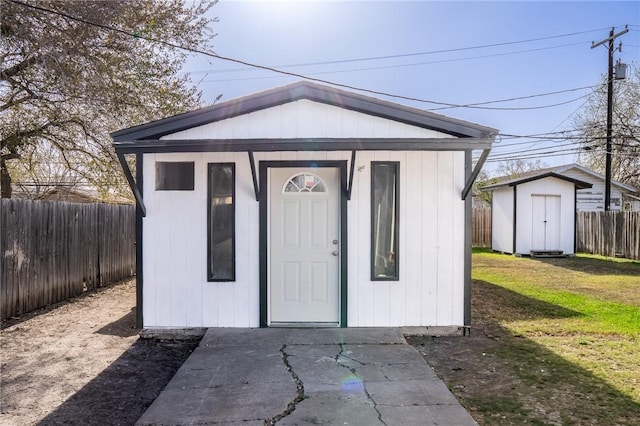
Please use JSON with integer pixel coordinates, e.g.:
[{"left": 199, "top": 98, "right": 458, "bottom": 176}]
[
  {"left": 474, "top": 250, "right": 640, "bottom": 337},
  {"left": 410, "top": 249, "right": 640, "bottom": 425}
]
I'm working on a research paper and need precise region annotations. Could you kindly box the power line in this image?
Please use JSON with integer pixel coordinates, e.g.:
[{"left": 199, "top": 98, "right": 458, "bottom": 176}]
[
  {"left": 188, "top": 28, "right": 609, "bottom": 75},
  {"left": 485, "top": 148, "right": 583, "bottom": 162},
  {"left": 486, "top": 148, "right": 637, "bottom": 163},
  {"left": 196, "top": 41, "right": 587, "bottom": 80},
  {"left": 496, "top": 125, "right": 605, "bottom": 141},
  {"left": 494, "top": 133, "right": 631, "bottom": 149},
  {"left": 485, "top": 139, "right": 637, "bottom": 162},
  {"left": 8, "top": 0, "right": 612, "bottom": 112},
  {"left": 489, "top": 141, "right": 583, "bottom": 158},
  {"left": 498, "top": 130, "right": 589, "bottom": 140},
  {"left": 490, "top": 87, "right": 601, "bottom": 154},
  {"left": 13, "top": 69, "right": 605, "bottom": 113},
  {"left": 431, "top": 85, "right": 597, "bottom": 110}
]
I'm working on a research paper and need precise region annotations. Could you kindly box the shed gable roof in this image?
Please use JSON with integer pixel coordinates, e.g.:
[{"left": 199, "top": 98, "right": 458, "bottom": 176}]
[
  {"left": 111, "top": 81, "right": 498, "bottom": 142},
  {"left": 481, "top": 172, "right": 592, "bottom": 190},
  {"left": 481, "top": 163, "right": 633, "bottom": 192}
]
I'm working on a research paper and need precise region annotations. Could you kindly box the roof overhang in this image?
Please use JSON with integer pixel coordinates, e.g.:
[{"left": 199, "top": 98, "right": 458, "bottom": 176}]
[
  {"left": 113, "top": 137, "right": 493, "bottom": 155},
  {"left": 111, "top": 81, "right": 498, "bottom": 142}
]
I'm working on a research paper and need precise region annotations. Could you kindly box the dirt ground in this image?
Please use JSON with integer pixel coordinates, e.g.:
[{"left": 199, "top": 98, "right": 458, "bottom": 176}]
[
  {"left": 7, "top": 266, "right": 636, "bottom": 425},
  {"left": 0, "top": 278, "right": 200, "bottom": 426}
]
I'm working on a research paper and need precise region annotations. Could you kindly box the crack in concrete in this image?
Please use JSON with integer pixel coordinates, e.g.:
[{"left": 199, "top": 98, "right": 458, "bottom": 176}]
[
  {"left": 192, "top": 419, "right": 266, "bottom": 425},
  {"left": 335, "top": 343, "right": 387, "bottom": 426},
  {"left": 264, "top": 344, "right": 306, "bottom": 426},
  {"left": 336, "top": 349, "right": 366, "bottom": 366}
]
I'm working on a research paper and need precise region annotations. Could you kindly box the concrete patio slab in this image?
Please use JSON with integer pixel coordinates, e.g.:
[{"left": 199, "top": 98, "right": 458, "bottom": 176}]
[{"left": 136, "top": 328, "right": 477, "bottom": 426}]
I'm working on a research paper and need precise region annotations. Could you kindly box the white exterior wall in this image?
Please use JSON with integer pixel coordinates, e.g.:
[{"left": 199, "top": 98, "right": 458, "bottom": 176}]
[
  {"left": 559, "top": 168, "right": 624, "bottom": 211},
  {"left": 348, "top": 150, "right": 466, "bottom": 327},
  {"left": 160, "top": 99, "right": 455, "bottom": 140},
  {"left": 514, "top": 177, "right": 576, "bottom": 255},
  {"left": 491, "top": 188, "right": 514, "bottom": 253},
  {"left": 142, "top": 151, "right": 260, "bottom": 327},
  {"left": 141, "top": 99, "right": 468, "bottom": 328},
  {"left": 142, "top": 150, "right": 466, "bottom": 328}
]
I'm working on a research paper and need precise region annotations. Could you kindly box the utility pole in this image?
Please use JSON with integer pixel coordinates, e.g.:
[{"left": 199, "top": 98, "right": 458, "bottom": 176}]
[{"left": 591, "top": 26, "right": 628, "bottom": 211}]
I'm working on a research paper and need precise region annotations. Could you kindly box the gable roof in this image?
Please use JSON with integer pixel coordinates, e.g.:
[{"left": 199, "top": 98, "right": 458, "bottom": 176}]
[
  {"left": 550, "top": 163, "right": 637, "bottom": 192},
  {"left": 481, "top": 163, "right": 635, "bottom": 192},
  {"left": 112, "top": 81, "right": 499, "bottom": 213},
  {"left": 481, "top": 172, "right": 592, "bottom": 190},
  {"left": 111, "top": 81, "right": 498, "bottom": 143}
]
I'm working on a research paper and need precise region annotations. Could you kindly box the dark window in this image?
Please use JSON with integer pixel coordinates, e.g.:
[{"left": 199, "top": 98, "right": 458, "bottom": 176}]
[
  {"left": 208, "top": 163, "right": 235, "bottom": 281},
  {"left": 371, "top": 162, "right": 399, "bottom": 280},
  {"left": 155, "top": 162, "right": 194, "bottom": 190}
]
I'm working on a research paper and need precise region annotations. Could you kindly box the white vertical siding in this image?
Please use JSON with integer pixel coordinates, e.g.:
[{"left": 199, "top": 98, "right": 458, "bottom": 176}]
[
  {"left": 142, "top": 150, "right": 468, "bottom": 328},
  {"left": 420, "top": 152, "right": 439, "bottom": 325},
  {"left": 160, "top": 100, "right": 455, "bottom": 140},
  {"left": 404, "top": 151, "right": 423, "bottom": 326},
  {"left": 344, "top": 150, "right": 466, "bottom": 327},
  {"left": 451, "top": 152, "right": 466, "bottom": 325},
  {"left": 491, "top": 188, "right": 514, "bottom": 253},
  {"left": 144, "top": 151, "right": 259, "bottom": 328},
  {"left": 143, "top": 152, "right": 206, "bottom": 327}
]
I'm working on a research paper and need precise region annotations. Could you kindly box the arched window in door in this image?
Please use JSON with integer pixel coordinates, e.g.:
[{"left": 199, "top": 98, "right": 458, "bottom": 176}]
[{"left": 283, "top": 173, "right": 327, "bottom": 193}]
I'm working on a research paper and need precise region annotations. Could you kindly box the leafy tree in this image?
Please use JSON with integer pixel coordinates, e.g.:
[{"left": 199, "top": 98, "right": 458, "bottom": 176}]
[
  {"left": 1, "top": 0, "right": 216, "bottom": 198},
  {"left": 573, "top": 63, "right": 640, "bottom": 191}
]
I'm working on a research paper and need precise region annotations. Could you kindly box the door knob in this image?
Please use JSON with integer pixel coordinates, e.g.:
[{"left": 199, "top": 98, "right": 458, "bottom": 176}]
[{"left": 332, "top": 251, "right": 339, "bottom": 256}]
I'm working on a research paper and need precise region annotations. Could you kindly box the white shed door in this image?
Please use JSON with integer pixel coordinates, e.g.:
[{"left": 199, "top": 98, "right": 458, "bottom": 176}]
[
  {"left": 531, "top": 195, "right": 561, "bottom": 251},
  {"left": 269, "top": 168, "right": 340, "bottom": 325}
]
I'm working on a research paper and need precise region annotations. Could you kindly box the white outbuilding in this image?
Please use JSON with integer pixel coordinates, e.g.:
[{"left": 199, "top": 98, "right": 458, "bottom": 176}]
[
  {"left": 482, "top": 172, "right": 592, "bottom": 256},
  {"left": 111, "top": 81, "right": 497, "bottom": 332}
]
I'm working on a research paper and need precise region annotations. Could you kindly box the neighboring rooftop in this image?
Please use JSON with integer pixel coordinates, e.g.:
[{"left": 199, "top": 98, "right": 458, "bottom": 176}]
[{"left": 480, "top": 163, "right": 637, "bottom": 193}]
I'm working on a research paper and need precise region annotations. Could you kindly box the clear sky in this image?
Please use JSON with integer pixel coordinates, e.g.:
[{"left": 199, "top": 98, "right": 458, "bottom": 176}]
[{"left": 182, "top": 0, "right": 640, "bottom": 174}]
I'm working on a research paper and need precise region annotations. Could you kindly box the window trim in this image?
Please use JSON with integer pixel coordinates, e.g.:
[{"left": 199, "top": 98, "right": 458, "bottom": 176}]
[
  {"left": 371, "top": 161, "right": 400, "bottom": 281},
  {"left": 207, "top": 163, "right": 236, "bottom": 282},
  {"left": 155, "top": 161, "right": 194, "bottom": 191}
]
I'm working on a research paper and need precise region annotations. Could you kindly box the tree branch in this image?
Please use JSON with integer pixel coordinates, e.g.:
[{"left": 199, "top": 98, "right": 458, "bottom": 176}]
[{"left": 0, "top": 55, "right": 41, "bottom": 81}]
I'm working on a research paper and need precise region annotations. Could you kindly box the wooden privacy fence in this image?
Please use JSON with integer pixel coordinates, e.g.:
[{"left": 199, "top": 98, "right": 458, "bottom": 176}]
[
  {"left": 1, "top": 199, "right": 135, "bottom": 320},
  {"left": 576, "top": 211, "right": 640, "bottom": 260},
  {"left": 471, "top": 209, "right": 639, "bottom": 259},
  {"left": 472, "top": 208, "right": 492, "bottom": 247}
]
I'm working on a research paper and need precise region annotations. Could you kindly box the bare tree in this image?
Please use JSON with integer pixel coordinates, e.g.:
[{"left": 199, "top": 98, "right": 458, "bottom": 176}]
[
  {"left": 1, "top": 0, "right": 216, "bottom": 198},
  {"left": 495, "top": 159, "right": 548, "bottom": 178},
  {"left": 573, "top": 64, "right": 640, "bottom": 191}
]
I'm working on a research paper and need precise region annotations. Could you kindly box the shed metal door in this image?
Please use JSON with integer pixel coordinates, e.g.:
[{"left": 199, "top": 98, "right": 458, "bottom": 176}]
[
  {"left": 269, "top": 167, "right": 340, "bottom": 325},
  {"left": 531, "top": 195, "right": 561, "bottom": 250}
]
